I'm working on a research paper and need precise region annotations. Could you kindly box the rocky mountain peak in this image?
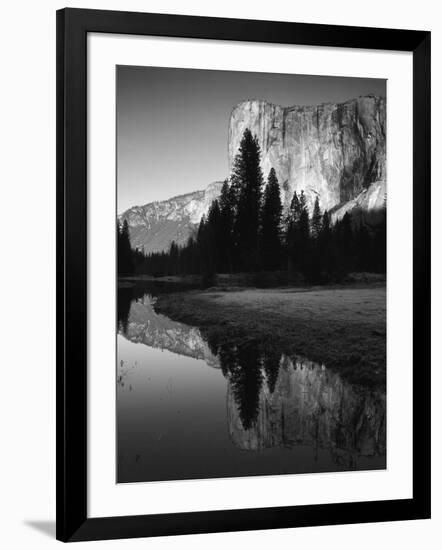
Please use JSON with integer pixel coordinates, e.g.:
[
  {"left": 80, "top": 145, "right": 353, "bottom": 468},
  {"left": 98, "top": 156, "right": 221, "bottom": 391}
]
[
  {"left": 119, "top": 181, "right": 223, "bottom": 253},
  {"left": 228, "top": 95, "right": 386, "bottom": 212}
]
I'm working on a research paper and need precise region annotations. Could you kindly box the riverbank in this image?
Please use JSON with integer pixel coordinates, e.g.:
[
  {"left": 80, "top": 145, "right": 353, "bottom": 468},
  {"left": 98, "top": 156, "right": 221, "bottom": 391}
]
[
  {"left": 120, "top": 271, "right": 386, "bottom": 289},
  {"left": 155, "top": 284, "right": 386, "bottom": 388}
]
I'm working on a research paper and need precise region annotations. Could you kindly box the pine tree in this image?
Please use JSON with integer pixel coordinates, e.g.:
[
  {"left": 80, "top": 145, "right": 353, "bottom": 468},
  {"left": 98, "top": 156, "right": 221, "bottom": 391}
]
[
  {"left": 196, "top": 214, "right": 207, "bottom": 273},
  {"left": 286, "top": 190, "right": 304, "bottom": 272},
  {"left": 168, "top": 241, "right": 179, "bottom": 275},
  {"left": 341, "top": 212, "right": 354, "bottom": 265},
  {"left": 219, "top": 179, "right": 236, "bottom": 272},
  {"left": 298, "top": 199, "right": 311, "bottom": 275},
  {"left": 299, "top": 190, "right": 307, "bottom": 213},
  {"left": 229, "top": 345, "right": 263, "bottom": 430},
  {"left": 311, "top": 196, "right": 322, "bottom": 239},
  {"left": 334, "top": 212, "right": 355, "bottom": 275},
  {"left": 197, "top": 214, "right": 206, "bottom": 240},
  {"left": 298, "top": 200, "right": 310, "bottom": 242},
  {"left": 206, "top": 199, "right": 222, "bottom": 273},
  {"left": 290, "top": 191, "right": 301, "bottom": 222},
  {"left": 118, "top": 219, "right": 134, "bottom": 276},
  {"left": 262, "top": 348, "right": 281, "bottom": 393},
  {"left": 285, "top": 190, "right": 301, "bottom": 231},
  {"left": 231, "top": 128, "right": 264, "bottom": 270},
  {"left": 261, "top": 168, "right": 283, "bottom": 270},
  {"left": 322, "top": 209, "right": 331, "bottom": 234}
]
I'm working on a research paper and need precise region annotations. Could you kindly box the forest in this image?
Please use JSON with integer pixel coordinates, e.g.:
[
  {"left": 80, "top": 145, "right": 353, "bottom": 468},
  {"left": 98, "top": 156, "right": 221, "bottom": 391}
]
[{"left": 118, "top": 128, "right": 386, "bottom": 283}]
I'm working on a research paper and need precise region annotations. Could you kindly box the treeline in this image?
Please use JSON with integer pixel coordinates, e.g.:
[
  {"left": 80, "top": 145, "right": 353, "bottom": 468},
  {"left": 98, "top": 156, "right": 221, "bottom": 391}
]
[
  {"left": 120, "top": 128, "right": 386, "bottom": 282},
  {"left": 117, "top": 219, "right": 144, "bottom": 276}
]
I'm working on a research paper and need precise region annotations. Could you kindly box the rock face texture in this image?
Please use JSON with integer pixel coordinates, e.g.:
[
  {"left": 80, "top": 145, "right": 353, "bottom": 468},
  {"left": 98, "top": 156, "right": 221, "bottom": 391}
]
[
  {"left": 330, "top": 179, "right": 386, "bottom": 224},
  {"left": 119, "top": 181, "right": 223, "bottom": 253},
  {"left": 228, "top": 95, "right": 386, "bottom": 212},
  {"left": 227, "top": 356, "right": 386, "bottom": 464}
]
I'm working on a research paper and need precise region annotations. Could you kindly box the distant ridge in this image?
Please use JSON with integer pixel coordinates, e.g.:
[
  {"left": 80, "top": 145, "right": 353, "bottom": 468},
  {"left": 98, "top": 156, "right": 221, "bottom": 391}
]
[{"left": 119, "top": 181, "right": 223, "bottom": 254}]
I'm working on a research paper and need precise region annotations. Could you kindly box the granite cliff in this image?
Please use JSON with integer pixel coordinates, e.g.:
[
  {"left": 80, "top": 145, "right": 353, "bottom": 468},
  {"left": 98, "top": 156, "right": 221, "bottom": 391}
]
[{"left": 228, "top": 95, "right": 386, "bottom": 212}]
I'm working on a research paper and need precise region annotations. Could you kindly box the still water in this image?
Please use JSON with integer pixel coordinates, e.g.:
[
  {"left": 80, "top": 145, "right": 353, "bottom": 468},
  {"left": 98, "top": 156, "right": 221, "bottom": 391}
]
[{"left": 117, "top": 285, "right": 386, "bottom": 483}]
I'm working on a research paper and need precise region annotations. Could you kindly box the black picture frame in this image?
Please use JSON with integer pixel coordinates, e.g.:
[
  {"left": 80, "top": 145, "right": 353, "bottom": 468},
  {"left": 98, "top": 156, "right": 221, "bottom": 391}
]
[{"left": 56, "top": 7, "right": 431, "bottom": 542}]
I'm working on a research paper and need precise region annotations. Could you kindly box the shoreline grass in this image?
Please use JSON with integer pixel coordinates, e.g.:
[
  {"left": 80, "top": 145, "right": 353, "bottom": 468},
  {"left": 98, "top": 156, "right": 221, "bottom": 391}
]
[{"left": 155, "top": 284, "right": 386, "bottom": 388}]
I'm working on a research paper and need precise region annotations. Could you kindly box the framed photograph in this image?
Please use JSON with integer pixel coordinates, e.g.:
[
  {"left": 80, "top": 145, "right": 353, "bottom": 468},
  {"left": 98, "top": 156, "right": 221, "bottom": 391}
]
[{"left": 56, "top": 8, "right": 431, "bottom": 542}]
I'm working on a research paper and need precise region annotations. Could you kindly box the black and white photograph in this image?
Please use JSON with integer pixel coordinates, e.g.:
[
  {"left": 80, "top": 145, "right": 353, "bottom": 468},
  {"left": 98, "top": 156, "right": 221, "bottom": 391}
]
[
  {"left": 116, "top": 66, "right": 387, "bottom": 484},
  {"left": 0, "top": 0, "right": 436, "bottom": 546}
]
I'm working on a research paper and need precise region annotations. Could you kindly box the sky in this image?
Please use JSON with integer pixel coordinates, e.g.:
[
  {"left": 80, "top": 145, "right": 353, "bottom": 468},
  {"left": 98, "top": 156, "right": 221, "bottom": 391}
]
[{"left": 117, "top": 66, "right": 386, "bottom": 213}]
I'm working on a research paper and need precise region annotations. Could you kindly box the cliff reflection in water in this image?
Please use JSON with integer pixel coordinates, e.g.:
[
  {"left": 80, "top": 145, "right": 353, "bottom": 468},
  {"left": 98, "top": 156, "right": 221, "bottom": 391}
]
[
  {"left": 118, "top": 285, "right": 218, "bottom": 365},
  {"left": 226, "top": 353, "right": 385, "bottom": 462},
  {"left": 118, "top": 286, "right": 386, "bottom": 470}
]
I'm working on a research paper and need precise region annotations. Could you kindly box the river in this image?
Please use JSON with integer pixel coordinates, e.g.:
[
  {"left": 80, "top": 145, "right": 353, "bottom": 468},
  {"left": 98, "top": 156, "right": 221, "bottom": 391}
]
[{"left": 117, "top": 284, "right": 386, "bottom": 483}]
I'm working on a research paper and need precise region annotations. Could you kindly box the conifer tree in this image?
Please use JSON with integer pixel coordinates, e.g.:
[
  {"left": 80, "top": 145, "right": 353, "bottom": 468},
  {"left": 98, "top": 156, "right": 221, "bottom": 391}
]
[
  {"left": 197, "top": 214, "right": 206, "bottom": 240},
  {"left": 206, "top": 199, "right": 222, "bottom": 273},
  {"left": 285, "top": 190, "right": 300, "bottom": 271},
  {"left": 322, "top": 209, "right": 331, "bottom": 234},
  {"left": 341, "top": 212, "right": 354, "bottom": 264},
  {"left": 297, "top": 197, "right": 311, "bottom": 275},
  {"left": 262, "top": 349, "right": 281, "bottom": 393},
  {"left": 290, "top": 190, "right": 301, "bottom": 222},
  {"left": 219, "top": 179, "right": 236, "bottom": 271},
  {"left": 333, "top": 212, "right": 354, "bottom": 275},
  {"left": 311, "top": 196, "right": 322, "bottom": 239},
  {"left": 231, "top": 128, "right": 264, "bottom": 270},
  {"left": 285, "top": 190, "right": 301, "bottom": 231},
  {"left": 118, "top": 219, "right": 134, "bottom": 275},
  {"left": 261, "top": 168, "right": 283, "bottom": 270},
  {"left": 229, "top": 345, "right": 263, "bottom": 430},
  {"left": 168, "top": 241, "right": 179, "bottom": 275},
  {"left": 196, "top": 214, "right": 208, "bottom": 273},
  {"left": 299, "top": 190, "right": 307, "bottom": 213}
]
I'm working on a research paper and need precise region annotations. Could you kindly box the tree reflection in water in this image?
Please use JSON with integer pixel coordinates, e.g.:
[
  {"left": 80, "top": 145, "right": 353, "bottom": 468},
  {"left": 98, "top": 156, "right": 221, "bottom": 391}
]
[
  {"left": 117, "top": 285, "right": 144, "bottom": 335},
  {"left": 225, "top": 353, "right": 386, "bottom": 464},
  {"left": 118, "top": 285, "right": 386, "bottom": 464}
]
